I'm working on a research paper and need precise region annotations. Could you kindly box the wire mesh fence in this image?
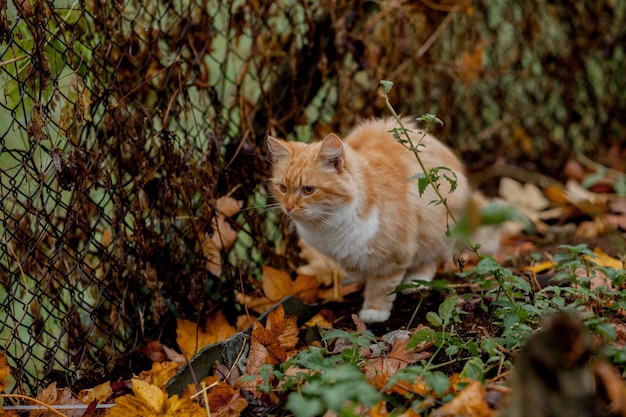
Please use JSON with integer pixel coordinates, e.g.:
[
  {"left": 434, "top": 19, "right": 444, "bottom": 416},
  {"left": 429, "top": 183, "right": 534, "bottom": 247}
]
[{"left": 1, "top": 0, "right": 624, "bottom": 396}]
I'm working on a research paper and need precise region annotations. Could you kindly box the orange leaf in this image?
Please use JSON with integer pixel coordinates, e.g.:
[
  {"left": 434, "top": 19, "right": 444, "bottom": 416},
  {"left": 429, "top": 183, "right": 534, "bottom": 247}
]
[
  {"left": 293, "top": 274, "right": 318, "bottom": 304},
  {"left": 431, "top": 380, "right": 493, "bottom": 417},
  {"left": 176, "top": 311, "right": 236, "bottom": 356},
  {"left": 0, "top": 352, "right": 9, "bottom": 393},
  {"left": 262, "top": 266, "right": 294, "bottom": 301},
  {"left": 235, "top": 290, "right": 276, "bottom": 315}
]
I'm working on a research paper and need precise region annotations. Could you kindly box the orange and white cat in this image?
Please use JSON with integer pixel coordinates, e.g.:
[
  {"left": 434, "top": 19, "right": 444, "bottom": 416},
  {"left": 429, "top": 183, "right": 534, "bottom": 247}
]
[{"left": 267, "top": 118, "right": 471, "bottom": 323}]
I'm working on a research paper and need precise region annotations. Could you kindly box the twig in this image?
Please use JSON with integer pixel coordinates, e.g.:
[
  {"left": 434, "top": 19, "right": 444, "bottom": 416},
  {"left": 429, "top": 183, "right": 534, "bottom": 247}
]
[
  {"left": 0, "top": 394, "right": 68, "bottom": 417},
  {"left": 0, "top": 55, "right": 28, "bottom": 68}
]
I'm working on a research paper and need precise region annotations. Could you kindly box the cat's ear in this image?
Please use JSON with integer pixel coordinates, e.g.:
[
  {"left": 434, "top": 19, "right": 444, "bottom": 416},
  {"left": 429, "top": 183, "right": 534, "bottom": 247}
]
[
  {"left": 317, "top": 134, "right": 344, "bottom": 173},
  {"left": 267, "top": 136, "right": 291, "bottom": 159}
]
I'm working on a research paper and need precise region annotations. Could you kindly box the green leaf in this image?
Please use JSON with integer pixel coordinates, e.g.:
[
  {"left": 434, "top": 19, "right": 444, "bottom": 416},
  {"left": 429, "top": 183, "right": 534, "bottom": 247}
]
[
  {"left": 424, "top": 371, "right": 450, "bottom": 398},
  {"left": 416, "top": 114, "right": 444, "bottom": 127},
  {"left": 613, "top": 176, "right": 626, "bottom": 196},
  {"left": 595, "top": 323, "right": 617, "bottom": 341},
  {"left": 418, "top": 176, "right": 430, "bottom": 196},
  {"left": 461, "top": 357, "right": 485, "bottom": 381},
  {"left": 445, "top": 344, "right": 459, "bottom": 356},
  {"left": 405, "top": 173, "right": 426, "bottom": 183},
  {"left": 379, "top": 80, "right": 393, "bottom": 94},
  {"left": 438, "top": 296, "right": 456, "bottom": 325},
  {"left": 581, "top": 166, "right": 607, "bottom": 189},
  {"left": 426, "top": 311, "right": 443, "bottom": 328},
  {"left": 408, "top": 327, "right": 437, "bottom": 348},
  {"left": 286, "top": 394, "right": 323, "bottom": 417}
]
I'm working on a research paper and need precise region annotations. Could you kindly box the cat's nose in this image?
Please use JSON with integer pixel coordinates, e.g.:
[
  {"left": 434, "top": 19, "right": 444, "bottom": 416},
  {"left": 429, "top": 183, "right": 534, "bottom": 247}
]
[{"left": 284, "top": 205, "right": 293, "bottom": 213}]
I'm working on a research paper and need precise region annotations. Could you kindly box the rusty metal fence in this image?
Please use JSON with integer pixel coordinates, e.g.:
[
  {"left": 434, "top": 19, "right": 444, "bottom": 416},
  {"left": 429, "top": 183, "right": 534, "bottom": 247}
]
[{"left": 1, "top": 0, "right": 624, "bottom": 396}]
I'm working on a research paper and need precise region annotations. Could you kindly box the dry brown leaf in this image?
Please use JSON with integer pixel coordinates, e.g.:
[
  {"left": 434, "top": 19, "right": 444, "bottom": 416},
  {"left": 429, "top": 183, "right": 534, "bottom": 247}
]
[
  {"left": 245, "top": 306, "right": 300, "bottom": 374},
  {"left": 217, "top": 196, "right": 243, "bottom": 217},
  {"left": 31, "top": 382, "right": 85, "bottom": 417},
  {"left": 459, "top": 42, "right": 483, "bottom": 84},
  {"left": 0, "top": 352, "right": 9, "bottom": 393},
  {"left": 431, "top": 380, "right": 493, "bottom": 417},
  {"left": 200, "top": 196, "right": 242, "bottom": 277},
  {"left": 193, "top": 376, "right": 249, "bottom": 417},
  {"left": 246, "top": 322, "right": 271, "bottom": 375},
  {"left": 350, "top": 314, "right": 368, "bottom": 332},
  {"left": 362, "top": 336, "right": 432, "bottom": 380}
]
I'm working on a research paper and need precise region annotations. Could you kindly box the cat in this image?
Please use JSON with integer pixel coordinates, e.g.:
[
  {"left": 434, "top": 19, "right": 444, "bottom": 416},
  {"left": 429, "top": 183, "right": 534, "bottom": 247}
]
[{"left": 267, "top": 118, "right": 472, "bottom": 323}]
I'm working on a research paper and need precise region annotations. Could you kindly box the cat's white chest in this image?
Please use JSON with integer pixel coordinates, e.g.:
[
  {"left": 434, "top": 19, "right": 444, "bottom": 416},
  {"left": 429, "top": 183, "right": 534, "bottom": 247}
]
[{"left": 293, "top": 206, "right": 379, "bottom": 270}]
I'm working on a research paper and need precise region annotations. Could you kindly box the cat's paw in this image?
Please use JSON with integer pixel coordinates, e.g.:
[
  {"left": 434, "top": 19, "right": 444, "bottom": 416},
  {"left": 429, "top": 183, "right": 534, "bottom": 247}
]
[{"left": 359, "top": 308, "right": 390, "bottom": 323}]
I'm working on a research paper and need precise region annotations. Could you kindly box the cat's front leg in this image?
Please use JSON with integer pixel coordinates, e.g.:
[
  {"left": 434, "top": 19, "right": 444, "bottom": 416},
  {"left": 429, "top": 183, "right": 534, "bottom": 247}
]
[{"left": 359, "top": 269, "right": 405, "bottom": 323}]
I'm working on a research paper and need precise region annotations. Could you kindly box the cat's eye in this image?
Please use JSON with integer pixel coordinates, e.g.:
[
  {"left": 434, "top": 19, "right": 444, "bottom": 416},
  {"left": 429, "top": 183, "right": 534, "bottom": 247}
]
[
  {"left": 276, "top": 183, "right": 287, "bottom": 193},
  {"left": 301, "top": 185, "right": 315, "bottom": 196}
]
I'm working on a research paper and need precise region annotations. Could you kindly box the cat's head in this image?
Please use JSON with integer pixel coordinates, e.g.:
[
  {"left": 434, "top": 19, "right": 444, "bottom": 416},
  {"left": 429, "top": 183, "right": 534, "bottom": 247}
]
[{"left": 267, "top": 134, "right": 356, "bottom": 220}]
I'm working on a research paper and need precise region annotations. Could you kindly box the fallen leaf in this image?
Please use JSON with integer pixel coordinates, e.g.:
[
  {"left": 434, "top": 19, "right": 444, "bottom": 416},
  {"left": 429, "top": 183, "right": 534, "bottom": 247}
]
[
  {"left": 108, "top": 379, "right": 205, "bottom": 417},
  {"left": 197, "top": 376, "right": 248, "bottom": 417},
  {"left": 78, "top": 381, "right": 112, "bottom": 404},
  {"left": 362, "top": 336, "right": 432, "bottom": 380},
  {"left": 139, "top": 361, "right": 183, "bottom": 389},
  {"left": 590, "top": 247, "right": 625, "bottom": 270},
  {"left": 431, "top": 380, "right": 493, "bottom": 417},
  {"left": 177, "top": 310, "right": 237, "bottom": 356},
  {"left": 31, "top": 382, "right": 87, "bottom": 417},
  {"left": 237, "top": 266, "right": 319, "bottom": 314},
  {"left": 522, "top": 260, "right": 554, "bottom": 275},
  {"left": 262, "top": 266, "right": 296, "bottom": 301},
  {"left": 245, "top": 305, "right": 299, "bottom": 375},
  {"left": 0, "top": 352, "right": 8, "bottom": 393},
  {"left": 499, "top": 177, "right": 550, "bottom": 212}
]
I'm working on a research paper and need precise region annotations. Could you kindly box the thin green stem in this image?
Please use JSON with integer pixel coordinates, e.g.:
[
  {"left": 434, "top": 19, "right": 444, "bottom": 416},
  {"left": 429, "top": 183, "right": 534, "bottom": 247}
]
[
  {"left": 380, "top": 81, "right": 516, "bottom": 304},
  {"left": 381, "top": 90, "right": 479, "bottom": 255}
]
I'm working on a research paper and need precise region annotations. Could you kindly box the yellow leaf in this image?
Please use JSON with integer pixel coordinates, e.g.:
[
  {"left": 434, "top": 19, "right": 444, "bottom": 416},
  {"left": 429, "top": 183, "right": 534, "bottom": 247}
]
[
  {"left": 590, "top": 247, "right": 624, "bottom": 270},
  {"left": 522, "top": 260, "right": 554, "bottom": 274},
  {"left": 132, "top": 378, "right": 166, "bottom": 413},
  {"left": 78, "top": 381, "right": 112, "bottom": 404}
]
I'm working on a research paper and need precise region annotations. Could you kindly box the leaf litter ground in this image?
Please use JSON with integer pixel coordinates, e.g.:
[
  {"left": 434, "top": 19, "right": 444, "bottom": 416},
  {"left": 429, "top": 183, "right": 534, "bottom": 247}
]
[{"left": 2, "top": 168, "right": 626, "bottom": 417}]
